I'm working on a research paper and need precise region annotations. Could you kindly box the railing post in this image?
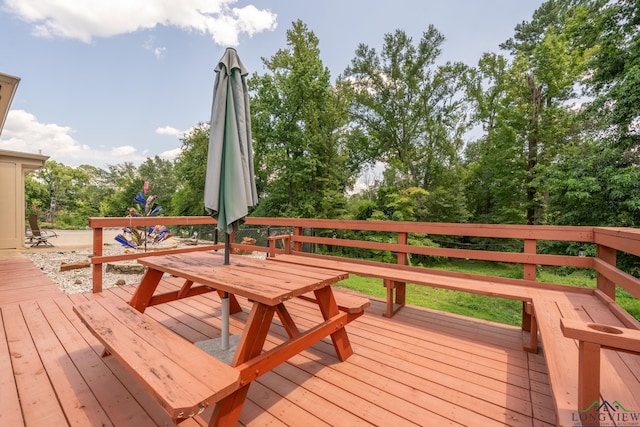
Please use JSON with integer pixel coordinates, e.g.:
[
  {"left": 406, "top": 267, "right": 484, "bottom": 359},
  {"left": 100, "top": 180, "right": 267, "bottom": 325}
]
[
  {"left": 522, "top": 240, "right": 537, "bottom": 349},
  {"left": 397, "top": 232, "right": 408, "bottom": 266},
  {"left": 92, "top": 227, "right": 103, "bottom": 293},
  {"left": 523, "top": 239, "right": 537, "bottom": 281},
  {"left": 294, "top": 227, "right": 303, "bottom": 253},
  {"left": 597, "top": 244, "right": 617, "bottom": 300}
]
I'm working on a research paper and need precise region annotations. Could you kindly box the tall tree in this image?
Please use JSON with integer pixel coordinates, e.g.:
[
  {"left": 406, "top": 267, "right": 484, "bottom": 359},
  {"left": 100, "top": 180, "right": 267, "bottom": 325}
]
[
  {"left": 341, "top": 27, "right": 469, "bottom": 222},
  {"left": 585, "top": 0, "right": 640, "bottom": 148},
  {"left": 546, "top": 0, "right": 640, "bottom": 227},
  {"left": 250, "top": 20, "right": 356, "bottom": 218},
  {"left": 464, "top": 53, "right": 528, "bottom": 224},
  {"left": 499, "top": 0, "right": 594, "bottom": 224},
  {"left": 342, "top": 27, "right": 469, "bottom": 191}
]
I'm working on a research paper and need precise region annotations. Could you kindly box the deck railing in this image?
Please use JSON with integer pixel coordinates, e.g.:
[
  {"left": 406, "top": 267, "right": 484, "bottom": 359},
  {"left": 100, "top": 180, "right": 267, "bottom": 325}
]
[
  {"left": 88, "top": 217, "right": 640, "bottom": 305},
  {"left": 89, "top": 216, "right": 221, "bottom": 293}
]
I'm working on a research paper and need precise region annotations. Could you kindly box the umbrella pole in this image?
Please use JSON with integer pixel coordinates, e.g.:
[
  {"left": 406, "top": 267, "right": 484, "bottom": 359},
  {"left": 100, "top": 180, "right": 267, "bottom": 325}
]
[
  {"left": 221, "top": 232, "right": 231, "bottom": 350},
  {"left": 221, "top": 292, "right": 230, "bottom": 350}
]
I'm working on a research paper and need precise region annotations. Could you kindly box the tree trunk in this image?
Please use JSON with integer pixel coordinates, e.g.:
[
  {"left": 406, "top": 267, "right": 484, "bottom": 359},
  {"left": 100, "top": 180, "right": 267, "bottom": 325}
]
[{"left": 526, "top": 74, "right": 542, "bottom": 225}]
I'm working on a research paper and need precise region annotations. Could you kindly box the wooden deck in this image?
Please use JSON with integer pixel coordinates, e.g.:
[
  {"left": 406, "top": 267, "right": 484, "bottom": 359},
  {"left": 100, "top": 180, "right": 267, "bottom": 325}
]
[
  {"left": 0, "top": 257, "right": 557, "bottom": 426},
  {"left": 0, "top": 256, "right": 63, "bottom": 304}
]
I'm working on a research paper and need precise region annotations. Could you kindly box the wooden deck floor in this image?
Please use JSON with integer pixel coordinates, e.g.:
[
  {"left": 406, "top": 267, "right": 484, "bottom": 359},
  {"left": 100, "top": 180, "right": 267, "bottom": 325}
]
[
  {"left": 0, "top": 256, "right": 63, "bottom": 304},
  {"left": 0, "top": 258, "right": 556, "bottom": 426}
]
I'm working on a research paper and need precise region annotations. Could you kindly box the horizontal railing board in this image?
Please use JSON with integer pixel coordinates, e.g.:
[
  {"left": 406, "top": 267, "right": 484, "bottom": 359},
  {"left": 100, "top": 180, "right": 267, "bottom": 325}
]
[
  {"left": 245, "top": 217, "right": 595, "bottom": 241},
  {"left": 287, "top": 235, "right": 593, "bottom": 268},
  {"left": 593, "top": 258, "right": 640, "bottom": 299},
  {"left": 287, "top": 252, "right": 595, "bottom": 295},
  {"left": 89, "top": 216, "right": 216, "bottom": 227}
]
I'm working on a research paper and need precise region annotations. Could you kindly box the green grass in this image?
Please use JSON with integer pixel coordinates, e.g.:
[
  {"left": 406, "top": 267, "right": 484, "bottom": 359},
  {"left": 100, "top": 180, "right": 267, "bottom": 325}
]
[{"left": 336, "top": 260, "right": 639, "bottom": 326}]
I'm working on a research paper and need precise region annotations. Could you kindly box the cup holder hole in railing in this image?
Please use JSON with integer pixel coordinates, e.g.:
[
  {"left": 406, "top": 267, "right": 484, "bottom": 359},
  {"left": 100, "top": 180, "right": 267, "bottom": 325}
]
[{"left": 587, "top": 323, "right": 623, "bottom": 334}]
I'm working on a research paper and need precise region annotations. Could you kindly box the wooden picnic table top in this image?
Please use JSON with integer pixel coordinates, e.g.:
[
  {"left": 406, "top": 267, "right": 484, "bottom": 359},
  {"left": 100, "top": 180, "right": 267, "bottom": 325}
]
[
  {"left": 128, "top": 250, "right": 361, "bottom": 426},
  {"left": 137, "top": 251, "right": 349, "bottom": 306}
]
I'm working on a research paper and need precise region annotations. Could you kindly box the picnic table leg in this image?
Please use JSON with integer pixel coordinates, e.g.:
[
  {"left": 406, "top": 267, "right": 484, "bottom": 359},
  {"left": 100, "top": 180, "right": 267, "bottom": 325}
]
[
  {"left": 129, "top": 268, "right": 164, "bottom": 312},
  {"left": 276, "top": 303, "right": 301, "bottom": 338},
  {"left": 209, "top": 303, "right": 275, "bottom": 427},
  {"left": 314, "top": 287, "right": 354, "bottom": 361},
  {"left": 215, "top": 290, "right": 242, "bottom": 314},
  {"left": 176, "top": 280, "right": 241, "bottom": 314}
]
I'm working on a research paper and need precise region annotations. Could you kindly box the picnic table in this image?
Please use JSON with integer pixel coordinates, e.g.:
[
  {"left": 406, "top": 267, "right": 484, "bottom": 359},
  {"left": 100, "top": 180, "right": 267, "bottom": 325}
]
[{"left": 75, "top": 251, "right": 369, "bottom": 426}]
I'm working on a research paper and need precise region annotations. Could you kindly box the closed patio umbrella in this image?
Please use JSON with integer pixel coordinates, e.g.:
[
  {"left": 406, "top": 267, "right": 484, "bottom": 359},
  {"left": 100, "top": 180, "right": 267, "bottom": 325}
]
[{"left": 204, "top": 47, "right": 258, "bottom": 350}]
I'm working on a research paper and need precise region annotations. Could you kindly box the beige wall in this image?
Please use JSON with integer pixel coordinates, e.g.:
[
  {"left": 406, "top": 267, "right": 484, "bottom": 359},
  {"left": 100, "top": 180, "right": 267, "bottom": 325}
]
[{"left": 0, "top": 149, "right": 48, "bottom": 249}]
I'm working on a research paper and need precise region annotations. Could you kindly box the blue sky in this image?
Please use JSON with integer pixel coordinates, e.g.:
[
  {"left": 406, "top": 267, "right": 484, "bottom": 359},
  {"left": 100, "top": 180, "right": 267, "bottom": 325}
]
[{"left": 0, "top": 0, "right": 544, "bottom": 169}]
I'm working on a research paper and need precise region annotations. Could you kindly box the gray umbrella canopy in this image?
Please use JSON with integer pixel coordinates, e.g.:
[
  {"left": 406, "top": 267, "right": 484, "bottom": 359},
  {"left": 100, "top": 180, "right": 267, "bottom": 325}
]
[
  {"left": 204, "top": 48, "right": 258, "bottom": 350},
  {"left": 204, "top": 48, "right": 258, "bottom": 237}
]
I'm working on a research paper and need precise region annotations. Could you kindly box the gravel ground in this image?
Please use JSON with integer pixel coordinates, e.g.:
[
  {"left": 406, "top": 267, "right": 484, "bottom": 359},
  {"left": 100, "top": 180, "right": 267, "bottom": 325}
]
[{"left": 23, "top": 238, "right": 267, "bottom": 294}]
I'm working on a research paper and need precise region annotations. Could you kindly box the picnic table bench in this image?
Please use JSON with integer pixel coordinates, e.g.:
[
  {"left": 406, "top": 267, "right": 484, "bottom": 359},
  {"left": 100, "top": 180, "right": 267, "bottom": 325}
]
[
  {"left": 266, "top": 237, "right": 640, "bottom": 427},
  {"left": 74, "top": 295, "right": 241, "bottom": 421},
  {"left": 74, "top": 251, "right": 369, "bottom": 426}
]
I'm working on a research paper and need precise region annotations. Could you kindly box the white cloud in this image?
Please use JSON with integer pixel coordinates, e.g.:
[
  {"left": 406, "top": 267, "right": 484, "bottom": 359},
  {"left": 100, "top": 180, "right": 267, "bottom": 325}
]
[
  {"left": 143, "top": 36, "right": 166, "bottom": 59},
  {"left": 110, "top": 145, "right": 138, "bottom": 157},
  {"left": 159, "top": 147, "right": 183, "bottom": 160},
  {"left": 0, "top": 109, "right": 147, "bottom": 165},
  {"left": 4, "top": 0, "right": 277, "bottom": 46},
  {"left": 155, "top": 126, "right": 184, "bottom": 137}
]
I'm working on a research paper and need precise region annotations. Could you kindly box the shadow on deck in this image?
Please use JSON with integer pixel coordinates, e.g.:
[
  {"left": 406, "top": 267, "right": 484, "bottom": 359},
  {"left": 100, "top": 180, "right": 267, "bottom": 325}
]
[{"left": 0, "top": 257, "right": 556, "bottom": 427}]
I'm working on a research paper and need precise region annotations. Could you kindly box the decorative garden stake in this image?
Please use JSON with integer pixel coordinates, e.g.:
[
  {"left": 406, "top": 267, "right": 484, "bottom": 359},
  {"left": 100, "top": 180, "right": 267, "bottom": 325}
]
[{"left": 115, "top": 187, "right": 170, "bottom": 250}]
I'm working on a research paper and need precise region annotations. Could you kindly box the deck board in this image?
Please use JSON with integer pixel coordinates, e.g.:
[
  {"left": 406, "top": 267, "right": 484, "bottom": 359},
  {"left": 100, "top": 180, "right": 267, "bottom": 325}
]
[
  {"left": 2, "top": 303, "right": 69, "bottom": 426},
  {"left": 0, "top": 307, "right": 24, "bottom": 426},
  {"left": 0, "top": 257, "right": 561, "bottom": 426},
  {"left": 0, "top": 257, "right": 62, "bottom": 304}
]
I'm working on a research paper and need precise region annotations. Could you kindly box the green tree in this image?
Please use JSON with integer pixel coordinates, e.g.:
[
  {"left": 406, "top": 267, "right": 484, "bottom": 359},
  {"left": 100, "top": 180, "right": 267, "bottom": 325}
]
[
  {"left": 546, "top": 142, "right": 640, "bottom": 226},
  {"left": 464, "top": 53, "right": 528, "bottom": 224},
  {"left": 100, "top": 162, "right": 142, "bottom": 217},
  {"left": 26, "top": 162, "right": 114, "bottom": 227},
  {"left": 172, "top": 124, "right": 209, "bottom": 216},
  {"left": 498, "top": 0, "right": 595, "bottom": 224},
  {"left": 250, "top": 20, "right": 356, "bottom": 218},
  {"left": 584, "top": 0, "right": 639, "bottom": 148},
  {"left": 341, "top": 27, "right": 469, "bottom": 222},
  {"left": 98, "top": 157, "right": 177, "bottom": 218},
  {"left": 138, "top": 156, "right": 176, "bottom": 214},
  {"left": 545, "top": 0, "right": 640, "bottom": 227},
  {"left": 501, "top": 0, "right": 588, "bottom": 56},
  {"left": 27, "top": 160, "right": 94, "bottom": 227},
  {"left": 72, "top": 164, "right": 112, "bottom": 224},
  {"left": 24, "top": 174, "right": 48, "bottom": 215}
]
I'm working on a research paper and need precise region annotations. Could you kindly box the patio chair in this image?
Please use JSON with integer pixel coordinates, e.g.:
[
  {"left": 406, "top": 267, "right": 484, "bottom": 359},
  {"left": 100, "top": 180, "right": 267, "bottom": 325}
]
[{"left": 26, "top": 214, "right": 57, "bottom": 247}]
